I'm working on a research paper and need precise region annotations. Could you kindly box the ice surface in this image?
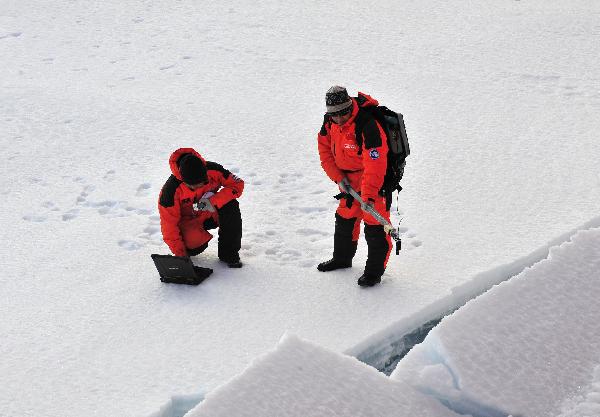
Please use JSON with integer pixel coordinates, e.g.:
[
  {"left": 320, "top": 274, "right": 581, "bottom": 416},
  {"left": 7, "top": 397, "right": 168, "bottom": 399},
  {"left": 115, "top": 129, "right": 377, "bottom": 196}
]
[
  {"left": 186, "top": 334, "right": 461, "bottom": 417},
  {"left": 557, "top": 365, "right": 600, "bottom": 417},
  {"left": 391, "top": 227, "right": 600, "bottom": 417},
  {"left": 2, "top": 1, "right": 600, "bottom": 416}
]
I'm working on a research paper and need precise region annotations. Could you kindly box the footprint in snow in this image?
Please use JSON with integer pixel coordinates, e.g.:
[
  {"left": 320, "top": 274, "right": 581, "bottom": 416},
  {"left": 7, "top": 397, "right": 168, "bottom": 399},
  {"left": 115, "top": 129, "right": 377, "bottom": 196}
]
[
  {"left": 240, "top": 244, "right": 257, "bottom": 258},
  {"left": 136, "top": 183, "right": 151, "bottom": 196},
  {"left": 0, "top": 32, "right": 22, "bottom": 40},
  {"left": 396, "top": 225, "right": 422, "bottom": 250},
  {"left": 103, "top": 170, "right": 116, "bottom": 181},
  {"left": 137, "top": 216, "right": 163, "bottom": 246},
  {"left": 273, "top": 172, "right": 304, "bottom": 190},
  {"left": 24, "top": 199, "right": 68, "bottom": 222},
  {"left": 119, "top": 240, "right": 142, "bottom": 251},
  {"left": 296, "top": 228, "right": 328, "bottom": 242},
  {"left": 23, "top": 214, "right": 47, "bottom": 222},
  {"left": 62, "top": 209, "right": 79, "bottom": 221},
  {"left": 42, "top": 201, "right": 59, "bottom": 211},
  {"left": 29, "top": 177, "right": 49, "bottom": 186}
]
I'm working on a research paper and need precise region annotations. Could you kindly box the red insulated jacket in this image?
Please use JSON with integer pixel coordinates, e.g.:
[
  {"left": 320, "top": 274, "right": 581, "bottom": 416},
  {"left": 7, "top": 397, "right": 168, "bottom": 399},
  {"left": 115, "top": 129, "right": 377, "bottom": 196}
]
[
  {"left": 317, "top": 93, "right": 388, "bottom": 202},
  {"left": 158, "top": 148, "right": 244, "bottom": 257}
]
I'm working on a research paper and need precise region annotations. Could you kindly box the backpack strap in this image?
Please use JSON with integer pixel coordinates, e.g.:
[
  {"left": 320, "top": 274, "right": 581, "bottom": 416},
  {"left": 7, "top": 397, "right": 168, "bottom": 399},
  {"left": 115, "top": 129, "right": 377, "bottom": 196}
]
[
  {"left": 355, "top": 93, "right": 369, "bottom": 107},
  {"left": 320, "top": 114, "right": 332, "bottom": 136},
  {"left": 353, "top": 109, "right": 369, "bottom": 154},
  {"left": 354, "top": 107, "right": 382, "bottom": 155}
]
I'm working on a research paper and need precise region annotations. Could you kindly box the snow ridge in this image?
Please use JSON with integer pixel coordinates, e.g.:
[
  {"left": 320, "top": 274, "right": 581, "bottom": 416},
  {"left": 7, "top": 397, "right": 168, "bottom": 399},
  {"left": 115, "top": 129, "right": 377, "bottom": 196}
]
[
  {"left": 184, "top": 334, "right": 461, "bottom": 417},
  {"left": 347, "top": 215, "right": 600, "bottom": 372},
  {"left": 392, "top": 225, "right": 600, "bottom": 417}
]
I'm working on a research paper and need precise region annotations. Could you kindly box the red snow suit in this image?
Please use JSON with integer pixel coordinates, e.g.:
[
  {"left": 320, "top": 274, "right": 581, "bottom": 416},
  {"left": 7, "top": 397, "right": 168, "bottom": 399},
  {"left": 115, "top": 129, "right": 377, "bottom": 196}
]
[
  {"left": 317, "top": 93, "right": 392, "bottom": 265},
  {"left": 318, "top": 95, "right": 390, "bottom": 222},
  {"left": 158, "top": 148, "right": 244, "bottom": 257}
]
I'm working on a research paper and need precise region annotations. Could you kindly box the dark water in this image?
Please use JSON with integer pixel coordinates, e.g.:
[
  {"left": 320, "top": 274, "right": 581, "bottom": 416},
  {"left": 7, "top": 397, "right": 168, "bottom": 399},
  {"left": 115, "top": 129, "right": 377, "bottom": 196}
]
[{"left": 355, "top": 317, "right": 443, "bottom": 375}]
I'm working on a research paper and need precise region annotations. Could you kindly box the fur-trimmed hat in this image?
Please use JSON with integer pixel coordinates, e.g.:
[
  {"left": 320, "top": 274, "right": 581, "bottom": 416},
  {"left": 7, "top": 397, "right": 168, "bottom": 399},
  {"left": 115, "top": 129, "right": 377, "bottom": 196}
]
[{"left": 326, "top": 85, "right": 352, "bottom": 116}]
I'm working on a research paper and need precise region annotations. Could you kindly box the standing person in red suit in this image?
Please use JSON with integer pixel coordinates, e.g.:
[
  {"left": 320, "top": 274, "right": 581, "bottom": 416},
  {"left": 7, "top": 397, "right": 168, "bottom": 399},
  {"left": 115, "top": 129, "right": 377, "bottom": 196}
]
[
  {"left": 158, "top": 148, "right": 244, "bottom": 275},
  {"left": 317, "top": 86, "right": 392, "bottom": 287}
]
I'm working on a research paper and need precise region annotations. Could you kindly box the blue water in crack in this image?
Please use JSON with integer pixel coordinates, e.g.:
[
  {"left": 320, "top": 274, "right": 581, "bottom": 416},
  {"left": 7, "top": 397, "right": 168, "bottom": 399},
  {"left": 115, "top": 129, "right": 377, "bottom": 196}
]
[
  {"left": 353, "top": 317, "right": 517, "bottom": 417},
  {"left": 149, "top": 392, "right": 205, "bottom": 417},
  {"left": 354, "top": 317, "right": 443, "bottom": 375}
]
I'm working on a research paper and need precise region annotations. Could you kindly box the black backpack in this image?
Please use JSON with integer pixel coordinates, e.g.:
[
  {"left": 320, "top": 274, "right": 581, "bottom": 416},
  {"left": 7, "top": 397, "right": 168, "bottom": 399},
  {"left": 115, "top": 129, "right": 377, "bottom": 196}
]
[{"left": 353, "top": 94, "right": 410, "bottom": 202}]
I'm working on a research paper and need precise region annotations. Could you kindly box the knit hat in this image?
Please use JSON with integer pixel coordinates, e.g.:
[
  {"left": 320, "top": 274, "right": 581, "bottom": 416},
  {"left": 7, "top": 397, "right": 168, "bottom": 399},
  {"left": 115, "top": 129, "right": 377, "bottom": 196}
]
[
  {"left": 178, "top": 154, "right": 207, "bottom": 185},
  {"left": 325, "top": 85, "right": 353, "bottom": 116}
]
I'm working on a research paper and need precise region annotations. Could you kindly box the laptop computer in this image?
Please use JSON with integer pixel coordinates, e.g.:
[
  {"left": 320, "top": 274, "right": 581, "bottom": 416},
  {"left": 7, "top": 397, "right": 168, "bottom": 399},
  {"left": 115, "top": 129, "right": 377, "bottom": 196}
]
[{"left": 151, "top": 254, "right": 212, "bottom": 285}]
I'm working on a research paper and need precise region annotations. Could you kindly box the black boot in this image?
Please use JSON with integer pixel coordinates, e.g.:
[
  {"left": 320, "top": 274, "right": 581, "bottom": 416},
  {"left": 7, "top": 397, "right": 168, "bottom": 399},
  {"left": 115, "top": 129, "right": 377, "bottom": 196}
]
[
  {"left": 359, "top": 224, "right": 391, "bottom": 286},
  {"left": 317, "top": 258, "right": 352, "bottom": 272},
  {"left": 217, "top": 200, "right": 243, "bottom": 267},
  {"left": 357, "top": 273, "right": 381, "bottom": 287},
  {"left": 221, "top": 259, "right": 243, "bottom": 268},
  {"left": 317, "top": 214, "right": 358, "bottom": 272}
]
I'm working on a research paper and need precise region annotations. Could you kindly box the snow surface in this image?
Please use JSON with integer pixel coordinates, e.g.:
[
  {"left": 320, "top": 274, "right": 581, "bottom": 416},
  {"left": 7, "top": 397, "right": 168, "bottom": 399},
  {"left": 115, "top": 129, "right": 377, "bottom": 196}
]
[
  {"left": 186, "top": 334, "right": 461, "bottom": 417},
  {"left": 391, "top": 226, "right": 600, "bottom": 417},
  {"left": 557, "top": 365, "right": 600, "bottom": 417},
  {"left": 2, "top": 1, "right": 600, "bottom": 417},
  {"left": 176, "top": 227, "right": 600, "bottom": 417}
]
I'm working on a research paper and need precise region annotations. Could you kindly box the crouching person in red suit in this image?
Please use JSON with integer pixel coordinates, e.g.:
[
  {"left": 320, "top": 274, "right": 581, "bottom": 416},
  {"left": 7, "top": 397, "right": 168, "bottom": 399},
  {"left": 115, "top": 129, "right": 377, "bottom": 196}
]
[{"left": 158, "top": 148, "right": 244, "bottom": 271}]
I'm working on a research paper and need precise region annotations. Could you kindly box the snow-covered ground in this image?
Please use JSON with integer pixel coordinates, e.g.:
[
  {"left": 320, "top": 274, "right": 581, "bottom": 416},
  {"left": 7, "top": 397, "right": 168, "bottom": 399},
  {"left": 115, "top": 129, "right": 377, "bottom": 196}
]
[
  {"left": 186, "top": 334, "right": 463, "bottom": 417},
  {"left": 2, "top": 1, "right": 600, "bottom": 417},
  {"left": 392, "top": 226, "right": 600, "bottom": 417},
  {"left": 181, "top": 226, "right": 600, "bottom": 417}
]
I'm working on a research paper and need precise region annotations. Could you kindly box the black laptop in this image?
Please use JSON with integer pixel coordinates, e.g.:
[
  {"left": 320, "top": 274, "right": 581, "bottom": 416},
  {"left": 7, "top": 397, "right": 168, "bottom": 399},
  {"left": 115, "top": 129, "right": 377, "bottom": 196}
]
[{"left": 151, "top": 254, "right": 212, "bottom": 285}]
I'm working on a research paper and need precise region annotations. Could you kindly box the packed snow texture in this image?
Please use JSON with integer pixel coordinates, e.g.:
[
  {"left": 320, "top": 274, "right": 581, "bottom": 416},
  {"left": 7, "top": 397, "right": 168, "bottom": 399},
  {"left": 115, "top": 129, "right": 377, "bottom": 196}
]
[
  {"left": 186, "top": 334, "right": 461, "bottom": 417},
  {"left": 557, "top": 365, "right": 600, "bottom": 417},
  {"left": 2, "top": 1, "right": 600, "bottom": 417},
  {"left": 391, "top": 227, "right": 600, "bottom": 417}
]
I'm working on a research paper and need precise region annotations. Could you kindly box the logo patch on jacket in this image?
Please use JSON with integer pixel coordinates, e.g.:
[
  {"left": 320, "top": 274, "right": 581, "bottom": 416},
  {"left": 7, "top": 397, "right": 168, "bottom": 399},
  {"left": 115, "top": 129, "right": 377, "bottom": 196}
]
[
  {"left": 343, "top": 143, "right": 357, "bottom": 150},
  {"left": 369, "top": 149, "right": 380, "bottom": 160}
]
